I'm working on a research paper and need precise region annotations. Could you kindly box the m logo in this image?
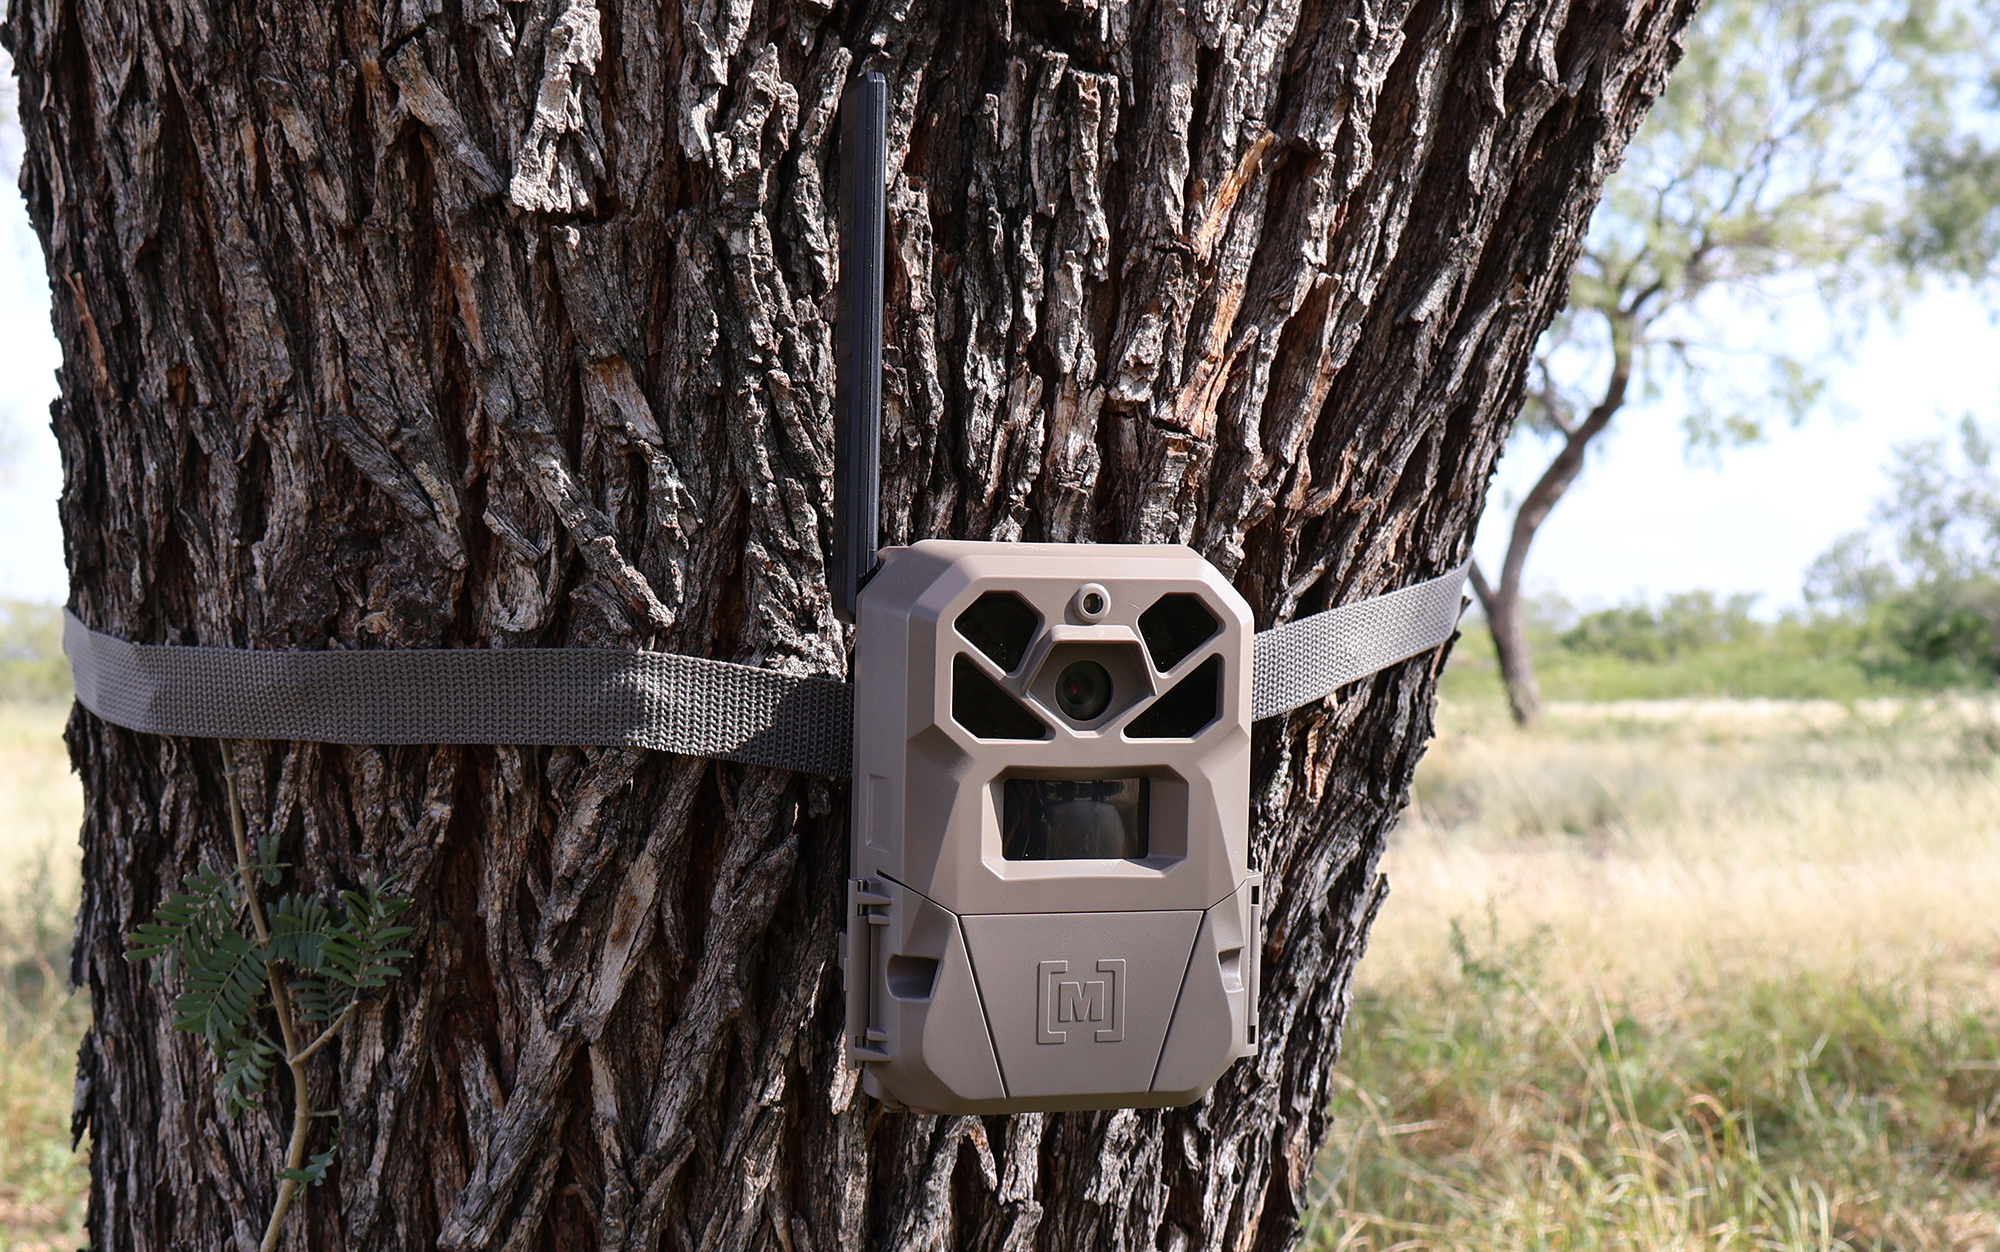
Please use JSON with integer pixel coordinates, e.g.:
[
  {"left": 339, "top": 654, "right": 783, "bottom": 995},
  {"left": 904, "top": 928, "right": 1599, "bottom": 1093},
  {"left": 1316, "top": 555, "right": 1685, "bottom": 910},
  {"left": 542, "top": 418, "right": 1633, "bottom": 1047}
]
[{"left": 1037, "top": 958, "right": 1125, "bottom": 1044}]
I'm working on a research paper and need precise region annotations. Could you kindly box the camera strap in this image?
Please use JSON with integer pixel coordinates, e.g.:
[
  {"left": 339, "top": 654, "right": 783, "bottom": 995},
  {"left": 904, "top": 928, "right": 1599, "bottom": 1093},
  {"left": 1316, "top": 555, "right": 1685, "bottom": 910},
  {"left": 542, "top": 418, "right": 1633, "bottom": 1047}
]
[{"left": 62, "top": 563, "right": 1466, "bottom": 778}]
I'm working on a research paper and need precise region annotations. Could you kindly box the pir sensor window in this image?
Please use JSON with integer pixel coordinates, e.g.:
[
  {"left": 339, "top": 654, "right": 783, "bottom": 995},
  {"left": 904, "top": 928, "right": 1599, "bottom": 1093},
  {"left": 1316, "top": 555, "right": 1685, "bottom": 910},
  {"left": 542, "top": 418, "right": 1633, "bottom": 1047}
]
[
  {"left": 1138, "top": 594, "right": 1220, "bottom": 671},
  {"left": 1126, "top": 656, "right": 1223, "bottom": 739},
  {"left": 1001, "top": 778, "right": 1151, "bottom": 861},
  {"left": 956, "top": 591, "right": 1041, "bottom": 672},
  {"left": 951, "top": 655, "right": 1049, "bottom": 740}
]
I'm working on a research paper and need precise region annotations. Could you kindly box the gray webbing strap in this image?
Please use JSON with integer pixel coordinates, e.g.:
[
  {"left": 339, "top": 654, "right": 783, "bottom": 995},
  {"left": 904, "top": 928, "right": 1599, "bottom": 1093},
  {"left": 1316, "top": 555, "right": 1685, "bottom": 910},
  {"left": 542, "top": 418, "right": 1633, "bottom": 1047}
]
[
  {"left": 1251, "top": 563, "right": 1469, "bottom": 721},
  {"left": 63, "top": 564, "right": 1465, "bottom": 776},
  {"left": 62, "top": 612, "right": 855, "bottom": 776}
]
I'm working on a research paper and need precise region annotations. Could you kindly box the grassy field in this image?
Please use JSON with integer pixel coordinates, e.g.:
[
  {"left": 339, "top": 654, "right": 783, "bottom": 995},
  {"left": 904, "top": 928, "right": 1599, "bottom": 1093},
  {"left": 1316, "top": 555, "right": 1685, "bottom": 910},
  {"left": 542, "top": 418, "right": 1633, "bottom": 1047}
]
[
  {"left": 0, "top": 702, "right": 85, "bottom": 1250},
  {"left": 1310, "top": 693, "right": 2000, "bottom": 1251},
  {"left": 2, "top": 673, "right": 1997, "bottom": 1249}
]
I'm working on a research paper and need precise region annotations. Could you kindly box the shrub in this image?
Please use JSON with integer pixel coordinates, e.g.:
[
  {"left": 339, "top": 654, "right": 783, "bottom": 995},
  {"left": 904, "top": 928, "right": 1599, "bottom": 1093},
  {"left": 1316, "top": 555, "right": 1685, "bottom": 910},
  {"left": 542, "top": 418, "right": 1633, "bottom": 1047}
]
[
  {"left": 1559, "top": 590, "right": 1762, "bottom": 662},
  {"left": 1864, "top": 573, "right": 2000, "bottom": 686}
]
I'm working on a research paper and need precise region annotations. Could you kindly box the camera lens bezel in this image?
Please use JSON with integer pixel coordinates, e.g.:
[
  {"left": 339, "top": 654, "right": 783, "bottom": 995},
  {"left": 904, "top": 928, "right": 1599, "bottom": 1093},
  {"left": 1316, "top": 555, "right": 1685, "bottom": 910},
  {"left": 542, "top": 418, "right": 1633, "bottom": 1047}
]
[{"left": 1054, "top": 659, "right": 1114, "bottom": 722}]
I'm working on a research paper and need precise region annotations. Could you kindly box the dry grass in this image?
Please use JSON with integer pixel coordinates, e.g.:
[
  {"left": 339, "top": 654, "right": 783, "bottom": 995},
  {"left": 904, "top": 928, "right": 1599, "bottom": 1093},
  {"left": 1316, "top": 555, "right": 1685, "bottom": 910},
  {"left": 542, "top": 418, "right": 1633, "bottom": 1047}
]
[
  {"left": 1370, "top": 696, "right": 2000, "bottom": 995},
  {"left": 1313, "top": 695, "right": 2000, "bottom": 1252},
  {"left": 0, "top": 704, "right": 80, "bottom": 902},
  {"left": 0, "top": 702, "right": 86, "bottom": 1250}
]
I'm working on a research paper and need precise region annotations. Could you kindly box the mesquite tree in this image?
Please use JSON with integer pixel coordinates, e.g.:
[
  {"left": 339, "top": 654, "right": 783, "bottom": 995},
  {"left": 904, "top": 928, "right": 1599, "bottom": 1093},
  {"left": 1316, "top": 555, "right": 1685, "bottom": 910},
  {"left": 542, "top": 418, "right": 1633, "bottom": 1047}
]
[
  {"left": 1468, "top": 0, "right": 1981, "bottom": 725},
  {"left": 8, "top": 1, "right": 1691, "bottom": 1248}
]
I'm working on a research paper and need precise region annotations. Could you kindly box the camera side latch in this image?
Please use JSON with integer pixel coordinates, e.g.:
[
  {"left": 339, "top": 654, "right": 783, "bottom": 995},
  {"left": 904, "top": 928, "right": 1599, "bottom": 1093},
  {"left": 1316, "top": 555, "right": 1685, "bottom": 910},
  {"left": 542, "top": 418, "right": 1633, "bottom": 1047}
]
[{"left": 845, "top": 879, "right": 895, "bottom": 1062}]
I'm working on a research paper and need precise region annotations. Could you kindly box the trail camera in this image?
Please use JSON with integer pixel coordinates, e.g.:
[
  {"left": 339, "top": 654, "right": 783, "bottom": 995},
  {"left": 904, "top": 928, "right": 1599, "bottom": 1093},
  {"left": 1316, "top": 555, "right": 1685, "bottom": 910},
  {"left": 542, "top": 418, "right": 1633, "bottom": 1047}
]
[
  {"left": 841, "top": 542, "right": 1262, "bottom": 1112},
  {"left": 833, "top": 76, "right": 1257, "bottom": 1114}
]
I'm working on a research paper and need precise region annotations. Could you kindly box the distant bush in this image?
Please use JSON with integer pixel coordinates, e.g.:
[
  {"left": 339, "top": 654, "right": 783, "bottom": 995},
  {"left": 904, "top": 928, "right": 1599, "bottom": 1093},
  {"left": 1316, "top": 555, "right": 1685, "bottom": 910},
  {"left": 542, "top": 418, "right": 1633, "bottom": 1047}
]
[
  {"left": 1805, "top": 417, "right": 2000, "bottom": 690},
  {"left": 1862, "top": 574, "right": 2000, "bottom": 686},
  {"left": 1445, "top": 603, "right": 1888, "bottom": 703},
  {"left": 0, "top": 601, "right": 69, "bottom": 703},
  {"left": 1559, "top": 590, "right": 1761, "bottom": 662}
]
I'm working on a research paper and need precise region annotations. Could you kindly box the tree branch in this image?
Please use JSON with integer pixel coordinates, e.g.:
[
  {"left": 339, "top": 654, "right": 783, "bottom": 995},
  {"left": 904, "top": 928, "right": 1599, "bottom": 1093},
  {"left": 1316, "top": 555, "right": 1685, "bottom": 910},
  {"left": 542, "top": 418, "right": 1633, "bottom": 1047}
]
[
  {"left": 1467, "top": 561, "right": 1498, "bottom": 616},
  {"left": 1495, "top": 311, "right": 1636, "bottom": 606},
  {"left": 290, "top": 1004, "right": 359, "bottom": 1068}
]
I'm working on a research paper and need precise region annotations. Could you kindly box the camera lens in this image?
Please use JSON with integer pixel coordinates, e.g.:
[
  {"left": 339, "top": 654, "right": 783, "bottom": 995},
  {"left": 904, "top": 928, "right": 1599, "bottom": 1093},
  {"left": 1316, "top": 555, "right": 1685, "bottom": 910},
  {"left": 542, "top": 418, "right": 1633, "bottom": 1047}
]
[{"left": 1055, "top": 660, "right": 1113, "bottom": 721}]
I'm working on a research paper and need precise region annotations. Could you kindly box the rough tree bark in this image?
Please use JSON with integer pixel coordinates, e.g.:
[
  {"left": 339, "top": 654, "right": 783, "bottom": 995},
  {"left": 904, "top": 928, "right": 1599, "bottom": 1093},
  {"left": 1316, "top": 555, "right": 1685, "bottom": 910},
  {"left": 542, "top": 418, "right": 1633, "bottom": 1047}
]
[{"left": 7, "top": 0, "right": 1691, "bottom": 1247}]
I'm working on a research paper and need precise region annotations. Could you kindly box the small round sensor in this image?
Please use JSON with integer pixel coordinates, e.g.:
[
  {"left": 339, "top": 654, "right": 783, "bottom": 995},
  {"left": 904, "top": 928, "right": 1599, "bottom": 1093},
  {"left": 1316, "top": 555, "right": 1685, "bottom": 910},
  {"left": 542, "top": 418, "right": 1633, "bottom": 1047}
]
[
  {"left": 1054, "top": 660, "right": 1113, "bottom": 722},
  {"left": 1072, "top": 583, "right": 1112, "bottom": 623}
]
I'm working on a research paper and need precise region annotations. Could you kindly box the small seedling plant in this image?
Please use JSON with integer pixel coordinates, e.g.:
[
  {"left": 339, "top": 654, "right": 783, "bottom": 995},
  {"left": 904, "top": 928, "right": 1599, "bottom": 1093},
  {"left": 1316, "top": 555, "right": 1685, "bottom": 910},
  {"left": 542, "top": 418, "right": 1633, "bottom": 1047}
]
[{"left": 125, "top": 746, "right": 413, "bottom": 1252}]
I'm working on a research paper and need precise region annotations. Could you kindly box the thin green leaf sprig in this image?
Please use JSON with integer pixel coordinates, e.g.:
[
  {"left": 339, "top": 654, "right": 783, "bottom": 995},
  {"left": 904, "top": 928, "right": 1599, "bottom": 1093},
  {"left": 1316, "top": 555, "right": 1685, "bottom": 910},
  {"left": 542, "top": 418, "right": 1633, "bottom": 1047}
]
[
  {"left": 126, "top": 745, "right": 414, "bottom": 1249},
  {"left": 283, "top": 1128, "right": 342, "bottom": 1190},
  {"left": 125, "top": 836, "right": 413, "bottom": 1117}
]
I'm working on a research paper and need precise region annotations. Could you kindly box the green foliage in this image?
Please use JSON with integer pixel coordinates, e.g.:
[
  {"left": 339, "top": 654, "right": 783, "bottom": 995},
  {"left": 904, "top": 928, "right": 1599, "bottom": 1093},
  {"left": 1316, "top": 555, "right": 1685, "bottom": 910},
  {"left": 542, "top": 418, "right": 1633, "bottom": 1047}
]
[
  {"left": 1451, "top": 487, "right": 2000, "bottom": 699},
  {"left": 280, "top": 1126, "right": 341, "bottom": 1190},
  {"left": 282, "top": 1145, "right": 339, "bottom": 1189},
  {"left": 173, "top": 928, "right": 267, "bottom": 1054},
  {"left": 1521, "top": 0, "right": 1985, "bottom": 458},
  {"left": 216, "top": 1032, "right": 281, "bottom": 1118},
  {"left": 285, "top": 878, "right": 413, "bottom": 1027},
  {"left": 1871, "top": 414, "right": 1997, "bottom": 579},
  {"left": 1867, "top": 573, "right": 2000, "bottom": 684},
  {"left": 1906, "top": 134, "right": 2000, "bottom": 276},
  {"left": 1901, "top": 62, "right": 2000, "bottom": 279},
  {"left": 1482, "top": 0, "right": 1994, "bottom": 718},
  {"left": 125, "top": 862, "right": 243, "bottom": 991},
  {"left": 124, "top": 866, "right": 412, "bottom": 1116}
]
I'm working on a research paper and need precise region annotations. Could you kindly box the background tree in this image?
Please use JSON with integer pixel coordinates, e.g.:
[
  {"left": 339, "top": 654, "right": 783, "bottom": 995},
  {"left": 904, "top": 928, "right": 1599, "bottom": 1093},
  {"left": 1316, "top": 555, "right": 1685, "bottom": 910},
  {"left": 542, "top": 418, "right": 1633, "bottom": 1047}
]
[
  {"left": 1470, "top": 0, "right": 1978, "bottom": 725},
  {"left": 1807, "top": 416, "right": 2000, "bottom": 683},
  {"left": 6, "top": 1, "right": 1694, "bottom": 1249},
  {"left": 1903, "top": 57, "right": 2000, "bottom": 281}
]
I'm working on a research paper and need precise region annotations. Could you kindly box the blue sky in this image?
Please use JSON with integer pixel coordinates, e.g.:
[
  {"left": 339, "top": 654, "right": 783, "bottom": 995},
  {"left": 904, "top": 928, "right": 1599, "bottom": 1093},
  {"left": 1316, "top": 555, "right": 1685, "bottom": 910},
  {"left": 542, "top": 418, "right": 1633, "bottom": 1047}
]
[
  {"left": 2, "top": 101, "right": 1995, "bottom": 612},
  {"left": 1475, "top": 289, "right": 2000, "bottom": 614}
]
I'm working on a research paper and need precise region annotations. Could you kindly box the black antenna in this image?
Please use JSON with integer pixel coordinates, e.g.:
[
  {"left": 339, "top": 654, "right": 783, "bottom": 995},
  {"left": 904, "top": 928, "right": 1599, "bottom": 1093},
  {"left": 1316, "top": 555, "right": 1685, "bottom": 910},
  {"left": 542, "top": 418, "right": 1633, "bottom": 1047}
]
[{"left": 833, "top": 71, "right": 887, "bottom": 624}]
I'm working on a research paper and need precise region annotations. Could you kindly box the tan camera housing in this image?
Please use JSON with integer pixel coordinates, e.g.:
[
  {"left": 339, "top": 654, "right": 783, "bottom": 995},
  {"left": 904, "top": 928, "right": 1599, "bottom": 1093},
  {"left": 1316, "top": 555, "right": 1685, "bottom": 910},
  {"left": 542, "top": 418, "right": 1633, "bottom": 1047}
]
[{"left": 842, "top": 540, "right": 1261, "bottom": 1114}]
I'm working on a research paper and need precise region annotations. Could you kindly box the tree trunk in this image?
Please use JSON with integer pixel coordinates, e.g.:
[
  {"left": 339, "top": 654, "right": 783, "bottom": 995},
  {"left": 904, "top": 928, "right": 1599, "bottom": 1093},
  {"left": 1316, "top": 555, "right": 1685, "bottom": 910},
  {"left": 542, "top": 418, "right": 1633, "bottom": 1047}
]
[
  {"left": 1468, "top": 562, "right": 1542, "bottom": 725},
  {"left": 6, "top": 0, "right": 1691, "bottom": 1247},
  {"left": 1473, "top": 324, "right": 1632, "bottom": 725}
]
